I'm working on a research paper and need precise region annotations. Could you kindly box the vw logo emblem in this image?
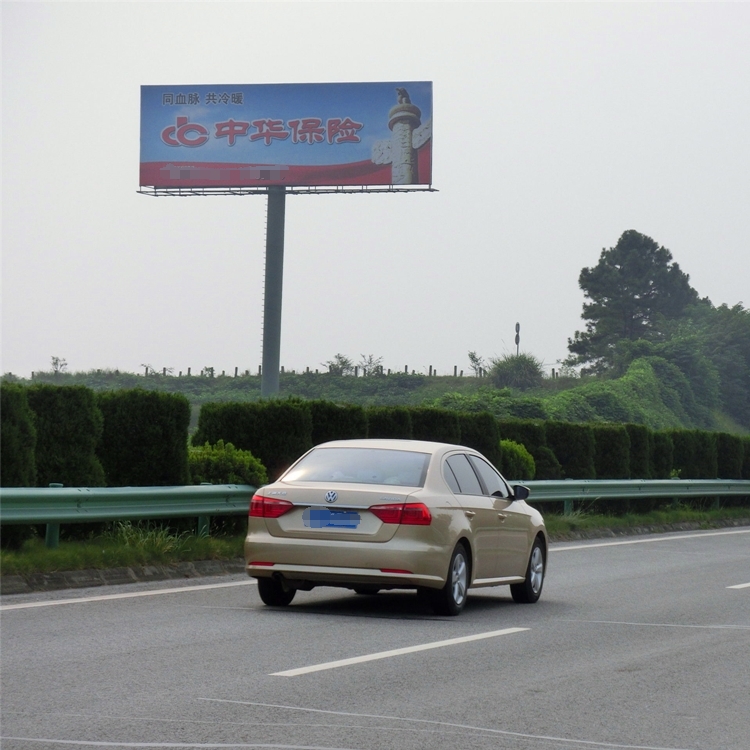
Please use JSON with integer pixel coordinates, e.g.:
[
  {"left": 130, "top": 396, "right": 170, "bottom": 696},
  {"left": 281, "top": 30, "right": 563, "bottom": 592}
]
[{"left": 324, "top": 491, "right": 338, "bottom": 504}]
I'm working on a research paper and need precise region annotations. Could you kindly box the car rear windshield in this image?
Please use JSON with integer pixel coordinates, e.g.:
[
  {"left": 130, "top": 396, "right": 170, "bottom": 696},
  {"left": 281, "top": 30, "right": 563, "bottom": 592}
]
[{"left": 283, "top": 447, "right": 430, "bottom": 487}]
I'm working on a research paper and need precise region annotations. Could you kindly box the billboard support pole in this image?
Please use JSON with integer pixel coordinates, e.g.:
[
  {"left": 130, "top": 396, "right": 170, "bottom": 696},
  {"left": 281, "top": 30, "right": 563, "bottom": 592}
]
[{"left": 261, "top": 186, "right": 286, "bottom": 398}]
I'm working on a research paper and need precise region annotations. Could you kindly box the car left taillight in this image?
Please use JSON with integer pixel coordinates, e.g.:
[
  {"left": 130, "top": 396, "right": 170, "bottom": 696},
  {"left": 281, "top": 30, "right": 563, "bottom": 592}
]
[
  {"left": 368, "top": 502, "right": 431, "bottom": 526},
  {"left": 249, "top": 493, "right": 294, "bottom": 519}
]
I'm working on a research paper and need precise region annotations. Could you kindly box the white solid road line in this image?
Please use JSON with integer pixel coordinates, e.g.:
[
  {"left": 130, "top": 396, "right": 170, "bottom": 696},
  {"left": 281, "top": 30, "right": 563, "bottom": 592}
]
[
  {"left": 269, "top": 627, "right": 529, "bottom": 677},
  {"left": 551, "top": 527, "right": 750, "bottom": 552},
  {"left": 0, "top": 580, "right": 256, "bottom": 611},
  {"left": 726, "top": 582, "right": 750, "bottom": 589}
]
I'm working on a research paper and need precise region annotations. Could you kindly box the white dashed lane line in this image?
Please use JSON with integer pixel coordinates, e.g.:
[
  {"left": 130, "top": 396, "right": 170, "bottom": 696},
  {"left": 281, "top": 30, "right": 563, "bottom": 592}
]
[
  {"left": 726, "top": 582, "right": 750, "bottom": 589},
  {"left": 550, "top": 527, "right": 750, "bottom": 552}
]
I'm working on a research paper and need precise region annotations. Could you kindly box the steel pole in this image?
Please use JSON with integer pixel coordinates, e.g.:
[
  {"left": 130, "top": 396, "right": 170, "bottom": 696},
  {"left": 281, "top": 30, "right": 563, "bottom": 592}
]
[{"left": 261, "top": 186, "right": 286, "bottom": 398}]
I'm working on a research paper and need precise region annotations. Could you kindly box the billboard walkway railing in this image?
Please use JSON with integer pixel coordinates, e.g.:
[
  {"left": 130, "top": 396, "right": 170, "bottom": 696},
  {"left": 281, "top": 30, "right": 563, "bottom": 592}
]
[{"left": 1, "top": 480, "right": 748, "bottom": 548}]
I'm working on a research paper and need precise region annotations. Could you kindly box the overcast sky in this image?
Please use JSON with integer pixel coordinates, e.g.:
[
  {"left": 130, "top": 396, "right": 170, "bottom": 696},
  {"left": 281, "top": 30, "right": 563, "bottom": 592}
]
[{"left": 3, "top": 1, "right": 749, "bottom": 379}]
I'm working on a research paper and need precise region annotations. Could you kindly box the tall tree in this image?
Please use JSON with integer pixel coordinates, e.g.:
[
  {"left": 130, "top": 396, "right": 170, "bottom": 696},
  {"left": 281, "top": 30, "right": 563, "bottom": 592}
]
[{"left": 567, "top": 230, "right": 699, "bottom": 372}]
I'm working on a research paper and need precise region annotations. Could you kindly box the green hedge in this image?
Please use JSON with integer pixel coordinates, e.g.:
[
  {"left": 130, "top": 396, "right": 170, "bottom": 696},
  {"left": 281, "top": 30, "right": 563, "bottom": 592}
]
[
  {"left": 193, "top": 400, "right": 312, "bottom": 481},
  {"left": 188, "top": 440, "right": 268, "bottom": 486},
  {"left": 27, "top": 384, "right": 105, "bottom": 487},
  {"left": 365, "top": 406, "right": 412, "bottom": 439},
  {"left": 670, "top": 429, "right": 719, "bottom": 479},
  {"left": 624, "top": 424, "right": 650, "bottom": 479},
  {"left": 408, "top": 407, "right": 461, "bottom": 444},
  {"left": 457, "top": 412, "right": 501, "bottom": 467},
  {"left": 716, "top": 433, "right": 743, "bottom": 479},
  {"left": 0, "top": 383, "right": 37, "bottom": 487},
  {"left": 592, "top": 424, "right": 630, "bottom": 479},
  {"left": 742, "top": 438, "right": 750, "bottom": 480},
  {"left": 650, "top": 431, "right": 674, "bottom": 479},
  {"left": 497, "top": 420, "right": 561, "bottom": 479},
  {"left": 97, "top": 389, "right": 190, "bottom": 486},
  {"left": 500, "top": 440, "right": 535, "bottom": 481},
  {"left": 545, "top": 421, "right": 596, "bottom": 479},
  {"left": 309, "top": 400, "right": 367, "bottom": 446},
  {"left": 694, "top": 430, "right": 719, "bottom": 479}
]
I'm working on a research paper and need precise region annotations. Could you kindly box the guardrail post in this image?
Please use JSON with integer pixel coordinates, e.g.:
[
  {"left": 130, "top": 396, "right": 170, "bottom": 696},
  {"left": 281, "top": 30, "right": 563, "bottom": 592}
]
[
  {"left": 564, "top": 499, "right": 573, "bottom": 516},
  {"left": 45, "top": 523, "right": 60, "bottom": 549},
  {"left": 198, "top": 515, "right": 210, "bottom": 537}
]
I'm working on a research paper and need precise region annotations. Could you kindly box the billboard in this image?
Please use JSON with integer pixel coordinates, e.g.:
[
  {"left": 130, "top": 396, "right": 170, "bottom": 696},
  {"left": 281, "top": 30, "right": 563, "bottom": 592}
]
[{"left": 140, "top": 82, "right": 432, "bottom": 189}]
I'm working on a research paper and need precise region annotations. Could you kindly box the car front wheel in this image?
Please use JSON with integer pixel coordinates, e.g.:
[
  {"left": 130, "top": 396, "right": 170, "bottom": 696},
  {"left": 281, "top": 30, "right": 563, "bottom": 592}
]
[
  {"left": 257, "top": 577, "right": 296, "bottom": 607},
  {"left": 511, "top": 538, "right": 545, "bottom": 603},
  {"left": 429, "top": 543, "right": 470, "bottom": 616}
]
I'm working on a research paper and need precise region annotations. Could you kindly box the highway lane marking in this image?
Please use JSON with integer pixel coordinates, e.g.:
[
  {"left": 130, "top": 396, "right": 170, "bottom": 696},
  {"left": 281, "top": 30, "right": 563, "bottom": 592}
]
[
  {"left": 551, "top": 527, "right": 750, "bottom": 552},
  {"left": 727, "top": 581, "right": 750, "bottom": 589},
  {"left": 0, "top": 741, "right": 354, "bottom": 749},
  {"left": 0, "top": 580, "right": 256, "bottom": 611},
  {"left": 201, "top": 699, "right": 697, "bottom": 750},
  {"left": 269, "top": 627, "right": 529, "bottom": 676}
]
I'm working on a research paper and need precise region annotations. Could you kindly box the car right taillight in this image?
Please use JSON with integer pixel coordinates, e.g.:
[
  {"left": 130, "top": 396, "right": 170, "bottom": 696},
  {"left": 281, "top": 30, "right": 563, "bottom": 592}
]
[
  {"left": 369, "top": 502, "right": 431, "bottom": 526},
  {"left": 249, "top": 493, "right": 294, "bottom": 519}
]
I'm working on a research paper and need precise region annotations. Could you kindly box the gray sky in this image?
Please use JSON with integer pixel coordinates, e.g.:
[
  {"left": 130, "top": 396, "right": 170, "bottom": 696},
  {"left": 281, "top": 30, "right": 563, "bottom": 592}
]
[{"left": 3, "top": 1, "right": 749, "bottom": 379}]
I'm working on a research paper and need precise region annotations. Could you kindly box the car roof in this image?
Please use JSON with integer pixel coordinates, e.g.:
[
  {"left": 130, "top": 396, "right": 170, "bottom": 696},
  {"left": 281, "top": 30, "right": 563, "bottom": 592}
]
[{"left": 312, "top": 438, "right": 468, "bottom": 454}]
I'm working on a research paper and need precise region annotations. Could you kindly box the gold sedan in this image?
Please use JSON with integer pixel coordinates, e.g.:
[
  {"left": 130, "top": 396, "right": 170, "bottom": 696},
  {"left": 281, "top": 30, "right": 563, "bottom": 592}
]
[{"left": 245, "top": 439, "right": 547, "bottom": 616}]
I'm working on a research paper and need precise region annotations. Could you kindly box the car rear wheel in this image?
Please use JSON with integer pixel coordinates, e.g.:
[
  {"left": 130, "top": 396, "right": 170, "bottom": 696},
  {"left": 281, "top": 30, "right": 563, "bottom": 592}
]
[
  {"left": 429, "top": 543, "right": 469, "bottom": 616},
  {"left": 511, "top": 538, "right": 545, "bottom": 603},
  {"left": 257, "top": 577, "right": 296, "bottom": 607},
  {"left": 353, "top": 586, "right": 380, "bottom": 595}
]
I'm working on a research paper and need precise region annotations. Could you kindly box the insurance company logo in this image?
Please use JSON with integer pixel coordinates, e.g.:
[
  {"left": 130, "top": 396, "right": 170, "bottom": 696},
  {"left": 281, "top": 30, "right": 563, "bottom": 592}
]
[{"left": 324, "top": 491, "right": 338, "bottom": 504}]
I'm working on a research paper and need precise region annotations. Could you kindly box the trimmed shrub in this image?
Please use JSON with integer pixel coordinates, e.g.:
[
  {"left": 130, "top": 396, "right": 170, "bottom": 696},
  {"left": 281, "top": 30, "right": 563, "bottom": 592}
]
[
  {"left": 189, "top": 440, "right": 268, "bottom": 487},
  {"left": 592, "top": 424, "right": 630, "bottom": 479},
  {"left": 716, "top": 433, "right": 743, "bottom": 479},
  {"left": 365, "top": 406, "right": 412, "bottom": 439},
  {"left": 533, "top": 446, "right": 563, "bottom": 480},
  {"left": 97, "top": 389, "right": 190, "bottom": 486},
  {"left": 742, "top": 438, "right": 750, "bottom": 480},
  {"left": 457, "top": 412, "right": 501, "bottom": 467},
  {"left": 193, "top": 399, "right": 312, "bottom": 481},
  {"left": 500, "top": 440, "right": 536, "bottom": 481},
  {"left": 545, "top": 421, "right": 596, "bottom": 479},
  {"left": 651, "top": 431, "right": 674, "bottom": 479},
  {"left": 693, "top": 431, "right": 718, "bottom": 479},
  {"left": 497, "top": 420, "right": 547, "bottom": 453},
  {"left": 409, "top": 407, "right": 461, "bottom": 444},
  {"left": 670, "top": 429, "right": 697, "bottom": 479},
  {"left": 27, "top": 384, "right": 105, "bottom": 487},
  {"left": 1, "top": 383, "right": 37, "bottom": 487},
  {"left": 624, "top": 424, "right": 650, "bottom": 479},
  {"left": 308, "top": 400, "right": 367, "bottom": 445}
]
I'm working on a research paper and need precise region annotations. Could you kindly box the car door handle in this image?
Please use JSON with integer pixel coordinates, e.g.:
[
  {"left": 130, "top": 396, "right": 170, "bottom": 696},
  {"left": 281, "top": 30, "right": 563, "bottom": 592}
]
[
  {"left": 497, "top": 512, "right": 509, "bottom": 521},
  {"left": 464, "top": 510, "right": 476, "bottom": 518}
]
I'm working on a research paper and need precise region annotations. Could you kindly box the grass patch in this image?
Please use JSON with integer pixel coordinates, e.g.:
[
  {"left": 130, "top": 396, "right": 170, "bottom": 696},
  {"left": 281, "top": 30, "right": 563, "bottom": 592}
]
[
  {"left": 0, "top": 522, "right": 244, "bottom": 576},
  {"left": 542, "top": 505, "right": 750, "bottom": 538}
]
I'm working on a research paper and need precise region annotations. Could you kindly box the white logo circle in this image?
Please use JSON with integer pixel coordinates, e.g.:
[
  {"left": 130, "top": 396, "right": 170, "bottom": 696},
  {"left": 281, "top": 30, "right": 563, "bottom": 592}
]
[{"left": 325, "top": 491, "right": 338, "bottom": 504}]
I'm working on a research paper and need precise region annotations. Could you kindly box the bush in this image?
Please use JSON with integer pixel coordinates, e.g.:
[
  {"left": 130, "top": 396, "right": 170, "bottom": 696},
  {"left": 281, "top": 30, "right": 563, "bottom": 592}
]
[
  {"left": 716, "top": 433, "right": 743, "bottom": 479},
  {"left": 500, "top": 440, "right": 536, "bottom": 481},
  {"left": 489, "top": 353, "right": 544, "bottom": 391},
  {"left": 505, "top": 397, "right": 548, "bottom": 419},
  {"left": 97, "top": 390, "right": 190, "bottom": 487},
  {"left": 409, "top": 407, "right": 461, "bottom": 444},
  {"left": 624, "top": 424, "right": 650, "bottom": 479},
  {"left": 365, "top": 406, "right": 412, "bottom": 439},
  {"left": 1, "top": 383, "right": 37, "bottom": 487},
  {"left": 188, "top": 440, "right": 268, "bottom": 487},
  {"left": 457, "top": 412, "right": 501, "bottom": 467},
  {"left": 308, "top": 400, "right": 367, "bottom": 445},
  {"left": 193, "top": 399, "right": 312, "bottom": 481},
  {"left": 670, "top": 429, "right": 697, "bottom": 479},
  {"left": 742, "top": 438, "right": 750, "bottom": 480},
  {"left": 545, "top": 421, "right": 596, "bottom": 479},
  {"left": 650, "top": 431, "right": 674, "bottom": 479},
  {"left": 545, "top": 390, "right": 600, "bottom": 423},
  {"left": 592, "top": 424, "right": 630, "bottom": 479},
  {"left": 533, "top": 446, "right": 563, "bottom": 480},
  {"left": 693, "top": 431, "right": 719, "bottom": 479},
  {"left": 27, "top": 384, "right": 105, "bottom": 487}
]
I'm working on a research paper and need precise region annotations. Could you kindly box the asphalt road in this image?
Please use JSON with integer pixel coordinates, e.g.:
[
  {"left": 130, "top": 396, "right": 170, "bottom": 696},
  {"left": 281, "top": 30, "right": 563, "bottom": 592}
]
[{"left": 1, "top": 528, "right": 749, "bottom": 750}]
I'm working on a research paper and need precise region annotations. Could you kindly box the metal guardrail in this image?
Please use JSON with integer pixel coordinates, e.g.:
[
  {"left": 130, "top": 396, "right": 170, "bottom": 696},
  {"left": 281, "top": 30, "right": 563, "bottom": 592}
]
[
  {"left": 0, "top": 485, "right": 256, "bottom": 548},
  {"left": 0, "top": 480, "right": 748, "bottom": 548}
]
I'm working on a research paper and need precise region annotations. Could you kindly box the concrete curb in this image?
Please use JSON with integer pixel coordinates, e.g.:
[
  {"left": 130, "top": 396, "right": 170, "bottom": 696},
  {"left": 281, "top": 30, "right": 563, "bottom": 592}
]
[{"left": 2, "top": 518, "right": 748, "bottom": 596}]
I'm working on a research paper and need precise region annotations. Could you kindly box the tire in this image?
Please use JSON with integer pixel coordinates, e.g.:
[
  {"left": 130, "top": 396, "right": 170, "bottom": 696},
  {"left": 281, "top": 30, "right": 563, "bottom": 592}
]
[
  {"left": 511, "top": 538, "right": 545, "bottom": 604},
  {"left": 353, "top": 586, "right": 380, "bottom": 595},
  {"left": 429, "top": 543, "right": 470, "bottom": 616},
  {"left": 257, "top": 576, "right": 296, "bottom": 607}
]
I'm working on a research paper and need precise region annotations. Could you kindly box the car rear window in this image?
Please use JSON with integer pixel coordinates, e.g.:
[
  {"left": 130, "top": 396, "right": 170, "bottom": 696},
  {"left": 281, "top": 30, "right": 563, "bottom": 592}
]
[{"left": 283, "top": 447, "right": 430, "bottom": 487}]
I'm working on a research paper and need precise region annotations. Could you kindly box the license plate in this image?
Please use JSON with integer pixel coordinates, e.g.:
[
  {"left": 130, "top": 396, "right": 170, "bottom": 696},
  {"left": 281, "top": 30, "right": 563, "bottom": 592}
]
[{"left": 302, "top": 508, "right": 361, "bottom": 530}]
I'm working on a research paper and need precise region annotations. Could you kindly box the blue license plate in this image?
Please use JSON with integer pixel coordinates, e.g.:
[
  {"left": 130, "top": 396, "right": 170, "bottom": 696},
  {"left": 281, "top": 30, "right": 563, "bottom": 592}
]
[{"left": 302, "top": 508, "right": 361, "bottom": 529}]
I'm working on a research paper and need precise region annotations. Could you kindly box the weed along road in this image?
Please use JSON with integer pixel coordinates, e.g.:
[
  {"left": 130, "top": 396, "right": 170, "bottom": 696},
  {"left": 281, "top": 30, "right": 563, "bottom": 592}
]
[{"left": 2, "top": 529, "right": 749, "bottom": 750}]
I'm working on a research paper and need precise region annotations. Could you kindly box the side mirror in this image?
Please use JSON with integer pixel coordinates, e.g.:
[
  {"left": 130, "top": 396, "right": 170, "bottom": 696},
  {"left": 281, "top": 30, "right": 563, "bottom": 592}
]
[{"left": 512, "top": 484, "right": 530, "bottom": 501}]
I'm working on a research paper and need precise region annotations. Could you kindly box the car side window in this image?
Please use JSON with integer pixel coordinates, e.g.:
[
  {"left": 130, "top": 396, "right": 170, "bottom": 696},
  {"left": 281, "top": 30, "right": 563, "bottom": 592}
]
[
  {"left": 468, "top": 455, "right": 509, "bottom": 498},
  {"left": 443, "top": 462, "right": 461, "bottom": 493},
  {"left": 445, "top": 454, "right": 483, "bottom": 495}
]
